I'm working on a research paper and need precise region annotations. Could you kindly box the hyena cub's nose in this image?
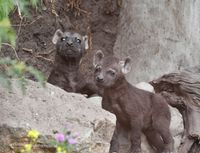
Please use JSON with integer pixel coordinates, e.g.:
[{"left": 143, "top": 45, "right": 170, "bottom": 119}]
[
  {"left": 67, "top": 40, "right": 73, "bottom": 46},
  {"left": 96, "top": 76, "right": 104, "bottom": 82}
]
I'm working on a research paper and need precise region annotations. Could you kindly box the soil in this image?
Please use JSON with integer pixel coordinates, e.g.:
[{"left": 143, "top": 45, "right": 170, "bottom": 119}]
[{"left": 0, "top": 0, "right": 120, "bottom": 80}]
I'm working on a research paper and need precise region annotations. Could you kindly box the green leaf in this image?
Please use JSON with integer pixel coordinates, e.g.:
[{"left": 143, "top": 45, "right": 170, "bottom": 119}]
[
  {"left": 0, "top": 18, "right": 16, "bottom": 47},
  {"left": 0, "top": 0, "right": 14, "bottom": 20},
  {"left": 26, "top": 66, "right": 46, "bottom": 87},
  {"left": 0, "top": 18, "right": 11, "bottom": 27},
  {"left": 0, "top": 73, "right": 11, "bottom": 90},
  {"left": 0, "top": 0, "right": 42, "bottom": 92}
]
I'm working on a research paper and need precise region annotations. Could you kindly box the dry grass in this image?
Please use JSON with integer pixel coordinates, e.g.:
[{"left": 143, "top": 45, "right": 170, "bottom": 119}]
[{"left": 66, "top": 0, "right": 90, "bottom": 16}]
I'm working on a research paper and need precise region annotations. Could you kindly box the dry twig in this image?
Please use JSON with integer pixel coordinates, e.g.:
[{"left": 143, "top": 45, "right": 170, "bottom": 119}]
[
  {"left": 22, "top": 48, "right": 33, "bottom": 54},
  {"left": 17, "top": 17, "right": 23, "bottom": 38},
  {"left": 37, "top": 49, "right": 54, "bottom": 56},
  {"left": 35, "top": 55, "right": 54, "bottom": 63},
  {"left": 22, "top": 48, "right": 54, "bottom": 63},
  {"left": 2, "top": 43, "right": 20, "bottom": 60},
  {"left": 12, "top": 16, "right": 43, "bottom": 27},
  {"left": 51, "top": 0, "right": 58, "bottom": 17}
]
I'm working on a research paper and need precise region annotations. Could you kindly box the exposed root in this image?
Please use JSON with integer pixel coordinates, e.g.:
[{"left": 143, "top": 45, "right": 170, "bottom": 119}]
[
  {"left": 22, "top": 48, "right": 33, "bottom": 54},
  {"left": 51, "top": 0, "right": 58, "bottom": 17},
  {"left": 14, "top": 0, "right": 23, "bottom": 19},
  {"left": 22, "top": 48, "right": 54, "bottom": 63},
  {"left": 37, "top": 49, "right": 54, "bottom": 56},
  {"left": 35, "top": 55, "right": 54, "bottom": 63},
  {"left": 66, "top": 0, "right": 90, "bottom": 16},
  {"left": 17, "top": 17, "right": 23, "bottom": 38},
  {"left": 12, "top": 16, "right": 43, "bottom": 27}
]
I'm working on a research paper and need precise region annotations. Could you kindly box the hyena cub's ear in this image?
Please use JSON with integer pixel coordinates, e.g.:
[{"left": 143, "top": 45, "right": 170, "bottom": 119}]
[
  {"left": 93, "top": 50, "right": 104, "bottom": 67},
  {"left": 52, "top": 29, "right": 63, "bottom": 44},
  {"left": 82, "top": 35, "right": 89, "bottom": 50},
  {"left": 119, "top": 57, "right": 132, "bottom": 74}
]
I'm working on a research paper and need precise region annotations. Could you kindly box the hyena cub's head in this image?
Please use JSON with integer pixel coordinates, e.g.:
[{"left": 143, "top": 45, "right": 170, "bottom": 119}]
[
  {"left": 52, "top": 29, "right": 88, "bottom": 59},
  {"left": 93, "top": 50, "right": 131, "bottom": 88}
]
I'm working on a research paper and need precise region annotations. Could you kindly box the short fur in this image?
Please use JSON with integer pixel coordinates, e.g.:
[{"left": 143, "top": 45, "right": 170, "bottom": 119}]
[
  {"left": 48, "top": 29, "right": 99, "bottom": 96},
  {"left": 93, "top": 50, "right": 174, "bottom": 153}
]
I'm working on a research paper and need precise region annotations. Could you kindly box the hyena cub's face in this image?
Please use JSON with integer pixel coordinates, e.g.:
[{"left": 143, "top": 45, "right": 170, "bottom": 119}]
[
  {"left": 52, "top": 29, "right": 88, "bottom": 59},
  {"left": 93, "top": 50, "right": 131, "bottom": 88}
]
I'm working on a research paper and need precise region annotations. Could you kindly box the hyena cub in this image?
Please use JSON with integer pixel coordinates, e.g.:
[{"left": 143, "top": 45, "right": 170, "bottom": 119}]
[
  {"left": 93, "top": 50, "right": 174, "bottom": 153},
  {"left": 48, "top": 29, "right": 98, "bottom": 96}
]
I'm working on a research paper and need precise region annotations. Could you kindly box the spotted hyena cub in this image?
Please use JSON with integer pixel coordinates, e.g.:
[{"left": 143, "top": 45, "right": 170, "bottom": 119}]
[
  {"left": 48, "top": 29, "right": 99, "bottom": 96},
  {"left": 93, "top": 50, "right": 174, "bottom": 153}
]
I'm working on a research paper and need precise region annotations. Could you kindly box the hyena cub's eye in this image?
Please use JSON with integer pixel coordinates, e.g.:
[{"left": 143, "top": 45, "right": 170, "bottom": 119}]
[
  {"left": 95, "top": 65, "right": 102, "bottom": 73},
  {"left": 60, "top": 37, "right": 66, "bottom": 41},
  {"left": 108, "top": 70, "right": 116, "bottom": 77},
  {"left": 75, "top": 37, "right": 81, "bottom": 43}
]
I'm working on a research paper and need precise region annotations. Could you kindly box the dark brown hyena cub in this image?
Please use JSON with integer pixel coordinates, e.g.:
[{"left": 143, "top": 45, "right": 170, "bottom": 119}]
[
  {"left": 48, "top": 29, "right": 99, "bottom": 96},
  {"left": 93, "top": 50, "right": 174, "bottom": 153}
]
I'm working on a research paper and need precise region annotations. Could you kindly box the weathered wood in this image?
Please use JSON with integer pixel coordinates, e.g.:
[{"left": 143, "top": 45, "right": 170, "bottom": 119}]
[{"left": 151, "top": 66, "right": 200, "bottom": 153}]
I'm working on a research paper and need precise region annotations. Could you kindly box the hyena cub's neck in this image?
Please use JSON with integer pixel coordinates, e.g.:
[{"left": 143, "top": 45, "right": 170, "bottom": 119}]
[
  {"left": 54, "top": 54, "right": 81, "bottom": 72},
  {"left": 106, "top": 77, "right": 129, "bottom": 96},
  {"left": 109, "top": 75, "right": 127, "bottom": 88}
]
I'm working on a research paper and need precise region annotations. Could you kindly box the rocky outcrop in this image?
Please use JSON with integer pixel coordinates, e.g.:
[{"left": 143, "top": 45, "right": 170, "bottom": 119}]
[
  {"left": 0, "top": 80, "right": 116, "bottom": 153},
  {"left": 0, "top": 79, "right": 184, "bottom": 153},
  {"left": 114, "top": 0, "right": 200, "bottom": 84}
]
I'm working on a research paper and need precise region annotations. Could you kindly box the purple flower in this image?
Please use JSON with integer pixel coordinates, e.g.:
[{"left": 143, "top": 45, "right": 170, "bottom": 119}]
[
  {"left": 55, "top": 133, "right": 65, "bottom": 142},
  {"left": 67, "top": 137, "right": 77, "bottom": 144}
]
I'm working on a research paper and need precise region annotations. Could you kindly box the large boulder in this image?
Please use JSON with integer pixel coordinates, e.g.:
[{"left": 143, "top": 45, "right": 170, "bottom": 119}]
[
  {"left": 0, "top": 80, "right": 116, "bottom": 153},
  {"left": 114, "top": 0, "right": 200, "bottom": 84},
  {"left": 0, "top": 79, "right": 184, "bottom": 153}
]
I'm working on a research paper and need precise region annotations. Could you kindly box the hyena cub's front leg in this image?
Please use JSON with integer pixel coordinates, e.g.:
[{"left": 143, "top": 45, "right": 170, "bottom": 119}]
[
  {"left": 130, "top": 119, "right": 143, "bottom": 153},
  {"left": 109, "top": 121, "right": 131, "bottom": 153},
  {"left": 109, "top": 128, "right": 118, "bottom": 153}
]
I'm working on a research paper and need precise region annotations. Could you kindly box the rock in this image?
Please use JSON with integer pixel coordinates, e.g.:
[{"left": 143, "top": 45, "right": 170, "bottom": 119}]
[
  {"left": 135, "top": 82, "right": 155, "bottom": 93},
  {"left": 0, "top": 79, "right": 116, "bottom": 153},
  {"left": 0, "top": 79, "right": 184, "bottom": 153},
  {"left": 169, "top": 106, "right": 184, "bottom": 153},
  {"left": 114, "top": 0, "right": 200, "bottom": 84}
]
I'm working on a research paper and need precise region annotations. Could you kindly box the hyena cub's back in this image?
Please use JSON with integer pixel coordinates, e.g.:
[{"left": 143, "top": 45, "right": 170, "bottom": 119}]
[{"left": 48, "top": 29, "right": 99, "bottom": 96}]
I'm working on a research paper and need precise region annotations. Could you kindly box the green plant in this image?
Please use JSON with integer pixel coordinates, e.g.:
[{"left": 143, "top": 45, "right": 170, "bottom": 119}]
[
  {"left": 0, "top": 0, "right": 46, "bottom": 90},
  {"left": 52, "top": 129, "right": 79, "bottom": 153},
  {"left": 21, "top": 129, "right": 79, "bottom": 153},
  {"left": 0, "top": 0, "right": 39, "bottom": 46},
  {"left": 0, "top": 17, "right": 15, "bottom": 47},
  {"left": 0, "top": 58, "right": 45, "bottom": 92}
]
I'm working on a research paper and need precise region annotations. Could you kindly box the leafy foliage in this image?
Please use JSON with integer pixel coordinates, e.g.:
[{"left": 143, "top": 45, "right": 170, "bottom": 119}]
[
  {"left": 0, "top": 0, "right": 46, "bottom": 91},
  {"left": 0, "top": 0, "right": 39, "bottom": 47},
  {"left": 0, "top": 0, "right": 14, "bottom": 20},
  {"left": 0, "top": 18, "right": 15, "bottom": 46}
]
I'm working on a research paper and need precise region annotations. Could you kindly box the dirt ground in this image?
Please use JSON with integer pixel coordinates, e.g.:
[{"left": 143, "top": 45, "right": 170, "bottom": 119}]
[{"left": 0, "top": 0, "right": 120, "bottom": 80}]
